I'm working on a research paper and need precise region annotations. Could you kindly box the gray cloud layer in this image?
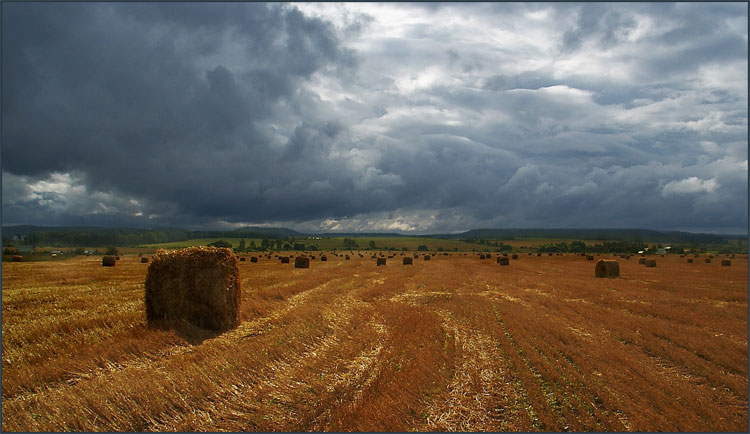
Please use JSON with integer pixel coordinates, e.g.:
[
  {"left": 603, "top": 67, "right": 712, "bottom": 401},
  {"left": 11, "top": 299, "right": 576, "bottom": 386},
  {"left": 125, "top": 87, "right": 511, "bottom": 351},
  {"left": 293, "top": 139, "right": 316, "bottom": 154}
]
[{"left": 2, "top": 2, "right": 747, "bottom": 233}]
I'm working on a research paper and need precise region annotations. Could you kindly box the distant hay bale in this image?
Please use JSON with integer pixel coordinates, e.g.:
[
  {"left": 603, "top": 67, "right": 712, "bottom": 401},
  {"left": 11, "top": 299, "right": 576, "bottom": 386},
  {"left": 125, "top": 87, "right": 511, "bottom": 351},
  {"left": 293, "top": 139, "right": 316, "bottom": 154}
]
[
  {"left": 11, "top": 255, "right": 22, "bottom": 262},
  {"left": 638, "top": 258, "right": 647, "bottom": 265},
  {"left": 548, "top": 253, "right": 553, "bottom": 256},
  {"left": 141, "top": 257, "right": 149, "bottom": 264},
  {"left": 102, "top": 256, "right": 116, "bottom": 266},
  {"left": 321, "top": 256, "right": 327, "bottom": 262},
  {"left": 295, "top": 257, "right": 310, "bottom": 268},
  {"left": 144, "top": 246, "right": 240, "bottom": 332},
  {"left": 240, "top": 257, "right": 246, "bottom": 262},
  {"left": 721, "top": 259, "right": 731, "bottom": 266},
  {"left": 502, "top": 253, "right": 508, "bottom": 257},
  {"left": 595, "top": 260, "right": 620, "bottom": 278},
  {"left": 280, "top": 256, "right": 290, "bottom": 264},
  {"left": 511, "top": 254, "right": 518, "bottom": 259},
  {"left": 645, "top": 259, "right": 656, "bottom": 267},
  {"left": 687, "top": 258, "right": 693, "bottom": 263},
  {"left": 250, "top": 256, "right": 258, "bottom": 263},
  {"left": 479, "top": 254, "right": 486, "bottom": 259},
  {"left": 498, "top": 257, "right": 509, "bottom": 266},
  {"left": 424, "top": 255, "right": 431, "bottom": 261},
  {"left": 537, "top": 253, "right": 542, "bottom": 257},
  {"left": 586, "top": 255, "right": 594, "bottom": 261},
  {"left": 403, "top": 257, "right": 413, "bottom": 265},
  {"left": 705, "top": 258, "right": 711, "bottom": 263},
  {"left": 377, "top": 258, "right": 386, "bottom": 266}
]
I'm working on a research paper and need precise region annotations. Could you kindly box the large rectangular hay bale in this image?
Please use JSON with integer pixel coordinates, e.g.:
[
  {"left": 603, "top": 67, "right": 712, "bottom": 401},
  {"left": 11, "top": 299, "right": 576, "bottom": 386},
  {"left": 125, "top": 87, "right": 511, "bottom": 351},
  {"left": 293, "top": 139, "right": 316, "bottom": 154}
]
[
  {"left": 145, "top": 247, "right": 240, "bottom": 332},
  {"left": 595, "top": 260, "right": 620, "bottom": 278},
  {"left": 250, "top": 256, "right": 258, "bottom": 263},
  {"left": 497, "top": 257, "right": 509, "bottom": 266},
  {"left": 403, "top": 257, "right": 413, "bottom": 265},
  {"left": 721, "top": 259, "right": 731, "bottom": 266},
  {"left": 102, "top": 256, "right": 116, "bottom": 266},
  {"left": 377, "top": 257, "right": 386, "bottom": 266},
  {"left": 141, "top": 257, "right": 149, "bottom": 263},
  {"left": 645, "top": 259, "right": 657, "bottom": 267}
]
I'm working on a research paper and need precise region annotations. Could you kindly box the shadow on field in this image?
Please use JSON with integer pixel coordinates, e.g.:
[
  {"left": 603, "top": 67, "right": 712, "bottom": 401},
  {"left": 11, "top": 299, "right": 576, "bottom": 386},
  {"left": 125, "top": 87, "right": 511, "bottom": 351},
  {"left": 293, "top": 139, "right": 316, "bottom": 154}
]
[{"left": 147, "top": 319, "right": 222, "bottom": 345}]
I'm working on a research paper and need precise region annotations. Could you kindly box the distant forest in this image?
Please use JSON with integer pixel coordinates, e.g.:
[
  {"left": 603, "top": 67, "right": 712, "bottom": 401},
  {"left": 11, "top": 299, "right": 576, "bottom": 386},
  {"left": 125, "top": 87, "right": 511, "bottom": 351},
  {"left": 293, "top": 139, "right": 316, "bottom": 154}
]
[{"left": 1, "top": 225, "right": 746, "bottom": 249}]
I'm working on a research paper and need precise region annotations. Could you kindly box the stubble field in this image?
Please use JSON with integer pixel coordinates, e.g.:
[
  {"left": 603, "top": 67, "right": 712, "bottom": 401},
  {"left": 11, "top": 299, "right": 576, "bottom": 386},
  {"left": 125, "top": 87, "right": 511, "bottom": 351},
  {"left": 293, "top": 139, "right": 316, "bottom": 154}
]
[{"left": 2, "top": 252, "right": 747, "bottom": 431}]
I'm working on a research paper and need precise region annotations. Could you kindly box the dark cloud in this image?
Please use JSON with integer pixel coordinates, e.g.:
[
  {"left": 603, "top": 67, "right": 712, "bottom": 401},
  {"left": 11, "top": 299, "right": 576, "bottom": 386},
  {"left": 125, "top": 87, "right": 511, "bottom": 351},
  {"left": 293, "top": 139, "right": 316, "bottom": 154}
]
[{"left": 2, "top": 2, "right": 747, "bottom": 234}]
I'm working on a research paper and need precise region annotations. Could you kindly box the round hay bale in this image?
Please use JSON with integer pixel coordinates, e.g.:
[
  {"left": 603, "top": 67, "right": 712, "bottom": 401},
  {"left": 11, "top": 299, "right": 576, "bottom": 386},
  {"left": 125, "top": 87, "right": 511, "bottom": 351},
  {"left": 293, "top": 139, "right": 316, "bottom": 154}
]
[
  {"left": 102, "top": 256, "right": 116, "bottom": 266},
  {"left": 687, "top": 258, "right": 693, "bottom": 263},
  {"left": 424, "top": 255, "right": 431, "bottom": 261},
  {"left": 321, "top": 256, "right": 327, "bottom": 262},
  {"left": 586, "top": 255, "right": 594, "bottom": 261},
  {"left": 645, "top": 259, "right": 656, "bottom": 267},
  {"left": 511, "top": 254, "right": 518, "bottom": 259},
  {"left": 721, "top": 259, "right": 731, "bottom": 266},
  {"left": 250, "top": 256, "right": 258, "bottom": 263},
  {"left": 145, "top": 247, "right": 240, "bottom": 332},
  {"left": 11, "top": 255, "right": 22, "bottom": 262},
  {"left": 141, "top": 257, "right": 149, "bottom": 264},
  {"left": 595, "top": 260, "right": 620, "bottom": 278},
  {"left": 295, "top": 257, "right": 310, "bottom": 268},
  {"left": 705, "top": 258, "right": 711, "bottom": 263},
  {"left": 280, "top": 256, "right": 290, "bottom": 264},
  {"left": 403, "top": 257, "right": 413, "bottom": 265},
  {"left": 376, "top": 257, "right": 386, "bottom": 266},
  {"left": 638, "top": 258, "right": 647, "bottom": 265},
  {"left": 497, "top": 257, "right": 509, "bottom": 266},
  {"left": 240, "top": 257, "right": 246, "bottom": 262}
]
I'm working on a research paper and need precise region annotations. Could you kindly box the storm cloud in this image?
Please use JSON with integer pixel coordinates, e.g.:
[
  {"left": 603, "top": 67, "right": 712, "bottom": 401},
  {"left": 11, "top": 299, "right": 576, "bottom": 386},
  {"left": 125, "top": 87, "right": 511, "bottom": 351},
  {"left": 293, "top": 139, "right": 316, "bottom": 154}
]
[{"left": 2, "top": 2, "right": 747, "bottom": 234}]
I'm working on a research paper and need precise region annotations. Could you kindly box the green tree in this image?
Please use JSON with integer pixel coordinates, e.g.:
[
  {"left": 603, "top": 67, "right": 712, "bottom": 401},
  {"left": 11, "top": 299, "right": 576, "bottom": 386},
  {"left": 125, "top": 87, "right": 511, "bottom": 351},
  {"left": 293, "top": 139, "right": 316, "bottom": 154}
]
[
  {"left": 208, "top": 240, "right": 232, "bottom": 248},
  {"left": 105, "top": 246, "right": 119, "bottom": 255},
  {"left": 416, "top": 244, "right": 428, "bottom": 251},
  {"left": 249, "top": 240, "right": 257, "bottom": 250},
  {"left": 368, "top": 240, "right": 376, "bottom": 249},
  {"left": 238, "top": 239, "right": 246, "bottom": 251}
]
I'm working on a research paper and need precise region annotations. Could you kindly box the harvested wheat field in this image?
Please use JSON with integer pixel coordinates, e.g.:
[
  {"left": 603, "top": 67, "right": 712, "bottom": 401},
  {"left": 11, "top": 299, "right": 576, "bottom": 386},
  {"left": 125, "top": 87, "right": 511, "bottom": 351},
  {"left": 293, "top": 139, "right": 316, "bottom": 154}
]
[{"left": 2, "top": 253, "right": 747, "bottom": 431}]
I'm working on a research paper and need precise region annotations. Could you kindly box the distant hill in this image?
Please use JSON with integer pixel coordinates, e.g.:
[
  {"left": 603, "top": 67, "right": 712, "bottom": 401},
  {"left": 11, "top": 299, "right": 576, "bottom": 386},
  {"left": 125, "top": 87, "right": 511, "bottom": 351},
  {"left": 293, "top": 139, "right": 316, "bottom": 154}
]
[{"left": 439, "top": 228, "right": 742, "bottom": 244}]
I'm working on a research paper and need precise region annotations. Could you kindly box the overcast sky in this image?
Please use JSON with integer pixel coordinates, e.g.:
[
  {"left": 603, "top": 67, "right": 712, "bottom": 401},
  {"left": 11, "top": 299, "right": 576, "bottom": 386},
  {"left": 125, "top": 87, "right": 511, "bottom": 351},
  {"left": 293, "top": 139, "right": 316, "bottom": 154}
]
[{"left": 2, "top": 2, "right": 747, "bottom": 234}]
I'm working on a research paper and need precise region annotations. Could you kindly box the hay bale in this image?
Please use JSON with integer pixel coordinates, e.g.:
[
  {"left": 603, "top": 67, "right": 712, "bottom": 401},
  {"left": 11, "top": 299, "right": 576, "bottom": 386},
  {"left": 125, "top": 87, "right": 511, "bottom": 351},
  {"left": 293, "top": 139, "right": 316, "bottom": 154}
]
[
  {"left": 595, "top": 260, "right": 620, "bottom": 278},
  {"left": 11, "top": 255, "right": 22, "bottom": 262},
  {"left": 345, "top": 255, "right": 350, "bottom": 260},
  {"left": 721, "top": 259, "right": 731, "bottom": 266},
  {"left": 537, "top": 253, "right": 542, "bottom": 257},
  {"left": 144, "top": 247, "right": 240, "bottom": 332},
  {"left": 586, "top": 255, "right": 594, "bottom": 261},
  {"left": 377, "top": 258, "right": 386, "bottom": 266},
  {"left": 497, "top": 257, "right": 509, "bottom": 266},
  {"left": 250, "top": 256, "right": 258, "bottom": 263},
  {"left": 645, "top": 259, "right": 656, "bottom": 267},
  {"left": 687, "top": 258, "right": 693, "bottom": 263},
  {"left": 638, "top": 258, "right": 647, "bottom": 265},
  {"left": 240, "top": 257, "right": 246, "bottom": 262},
  {"left": 280, "top": 256, "right": 290, "bottom": 264},
  {"left": 321, "top": 256, "right": 327, "bottom": 262},
  {"left": 102, "top": 256, "right": 116, "bottom": 266},
  {"left": 705, "top": 258, "right": 711, "bottom": 263},
  {"left": 295, "top": 257, "right": 310, "bottom": 268},
  {"left": 479, "top": 254, "right": 486, "bottom": 259},
  {"left": 141, "top": 257, "right": 149, "bottom": 263},
  {"left": 424, "top": 255, "right": 431, "bottom": 261},
  {"left": 548, "top": 253, "right": 553, "bottom": 256},
  {"left": 403, "top": 257, "right": 413, "bottom": 265}
]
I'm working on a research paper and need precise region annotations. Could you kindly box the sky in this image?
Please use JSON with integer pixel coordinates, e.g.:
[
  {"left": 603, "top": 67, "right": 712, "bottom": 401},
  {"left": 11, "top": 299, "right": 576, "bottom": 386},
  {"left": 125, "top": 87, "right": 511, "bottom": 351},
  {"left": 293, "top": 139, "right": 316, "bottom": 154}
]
[{"left": 2, "top": 2, "right": 748, "bottom": 234}]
